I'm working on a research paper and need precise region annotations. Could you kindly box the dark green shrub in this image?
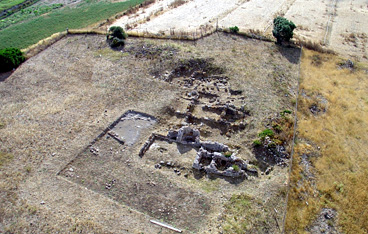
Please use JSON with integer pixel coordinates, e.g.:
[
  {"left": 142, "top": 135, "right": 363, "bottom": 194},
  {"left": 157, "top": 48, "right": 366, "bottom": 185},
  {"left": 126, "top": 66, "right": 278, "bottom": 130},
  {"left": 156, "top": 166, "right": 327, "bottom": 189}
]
[
  {"left": 111, "top": 38, "right": 125, "bottom": 48},
  {"left": 272, "top": 16, "right": 296, "bottom": 44},
  {"left": 0, "top": 48, "right": 25, "bottom": 72},
  {"left": 108, "top": 26, "right": 127, "bottom": 40},
  {"left": 107, "top": 26, "right": 127, "bottom": 48},
  {"left": 229, "top": 26, "right": 239, "bottom": 34}
]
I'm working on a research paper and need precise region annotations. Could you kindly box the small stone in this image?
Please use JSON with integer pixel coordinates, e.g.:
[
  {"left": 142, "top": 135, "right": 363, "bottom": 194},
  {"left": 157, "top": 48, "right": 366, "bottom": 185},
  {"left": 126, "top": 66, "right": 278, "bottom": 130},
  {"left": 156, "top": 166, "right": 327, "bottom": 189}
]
[
  {"left": 184, "top": 173, "right": 188, "bottom": 178},
  {"left": 40, "top": 201, "right": 45, "bottom": 205},
  {"left": 177, "top": 171, "right": 181, "bottom": 176},
  {"left": 159, "top": 161, "right": 165, "bottom": 165},
  {"left": 69, "top": 168, "right": 74, "bottom": 172},
  {"left": 325, "top": 213, "right": 333, "bottom": 219},
  {"left": 265, "top": 167, "right": 273, "bottom": 175},
  {"left": 51, "top": 153, "right": 56, "bottom": 157}
]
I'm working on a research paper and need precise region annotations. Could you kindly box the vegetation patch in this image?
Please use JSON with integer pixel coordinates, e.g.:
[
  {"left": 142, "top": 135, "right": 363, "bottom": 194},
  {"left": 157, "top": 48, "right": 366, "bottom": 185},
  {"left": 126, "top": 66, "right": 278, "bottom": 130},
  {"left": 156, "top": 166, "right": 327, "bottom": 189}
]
[
  {"left": 107, "top": 26, "right": 127, "bottom": 48},
  {"left": 0, "top": 3, "right": 63, "bottom": 30},
  {"left": 252, "top": 111, "right": 294, "bottom": 170},
  {"left": 0, "top": 0, "right": 28, "bottom": 12},
  {"left": 0, "top": 152, "right": 14, "bottom": 167},
  {"left": 0, "top": 0, "right": 147, "bottom": 49},
  {"left": 0, "top": 47, "right": 25, "bottom": 72},
  {"left": 229, "top": 26, "right": 239, "bottom": 34}
]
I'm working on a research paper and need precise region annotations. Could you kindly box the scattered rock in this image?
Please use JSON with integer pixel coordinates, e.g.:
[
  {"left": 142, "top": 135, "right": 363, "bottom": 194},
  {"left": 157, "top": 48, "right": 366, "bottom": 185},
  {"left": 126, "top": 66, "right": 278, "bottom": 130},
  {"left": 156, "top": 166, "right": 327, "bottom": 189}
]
[
  {"left": 265, "top": 167, "right": 273, "bottom": 175},
  {"left": 309, "top": 208, "right": 339, "bottom": 234}
]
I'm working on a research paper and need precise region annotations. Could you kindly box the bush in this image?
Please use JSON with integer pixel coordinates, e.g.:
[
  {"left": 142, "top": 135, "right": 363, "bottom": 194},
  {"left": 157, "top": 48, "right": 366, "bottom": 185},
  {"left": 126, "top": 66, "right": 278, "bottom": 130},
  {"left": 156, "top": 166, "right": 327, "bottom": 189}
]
[
  {"left": 107, "top": 26, "right": 127, "bottom": 48},
  {"left": 272, "top": 16, "right": 296, "bottom": 45},
  {"left": 108, "top": 26, "right": 127, "bottom": 40},
  {"left": 0, "top": 48, "right": 25, "bottom": 72},
  {"left": 111, "top": 38, "right": 125, "bottom": 48},
  {"left": 229, "top": 26, "right": 239, "bottom": 34},
  {"left": 258, "top": 129, "right": 274, "bottom": 140}
]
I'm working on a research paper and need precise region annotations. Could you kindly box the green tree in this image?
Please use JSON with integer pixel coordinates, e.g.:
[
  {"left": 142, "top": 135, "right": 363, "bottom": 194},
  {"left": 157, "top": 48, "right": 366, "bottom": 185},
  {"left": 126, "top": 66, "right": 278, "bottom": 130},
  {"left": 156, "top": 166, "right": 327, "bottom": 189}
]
[
  {"left": 107, "top": 26, "right": 127, "bottom": 48},
  {"left": 107, "top": 26, "right": 127, "bottom": 40},
  {"left": 272, "top": 16, "right": 296, "bottom": 45},
  {"left": 0, "top": 48, "right": 25, "bottom": 72}
]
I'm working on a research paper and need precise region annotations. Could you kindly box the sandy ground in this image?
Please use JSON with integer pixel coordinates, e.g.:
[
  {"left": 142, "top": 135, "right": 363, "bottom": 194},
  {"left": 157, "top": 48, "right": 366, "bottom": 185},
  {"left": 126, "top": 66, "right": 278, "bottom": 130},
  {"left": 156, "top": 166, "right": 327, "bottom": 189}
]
[
  {"left": 219, "top": 0, "right": 293, "bottom": 33},
  {"left": 111, "top": 0, "right": 179, "bottom": 30},
  {"left": 284, "top": 0, "right": 330, "bottom": 43},
  {"left": 124, "top": 0, "right": 242, "bottom": 36},
  {"left": 110, "top": 0, "right": 368, "bottom": 60},
  {"left": 0, "top": 33, "right": 300, "bottom": 233},
  {"left": 328, "top": 0, "right": 368, "bottom": 59}
]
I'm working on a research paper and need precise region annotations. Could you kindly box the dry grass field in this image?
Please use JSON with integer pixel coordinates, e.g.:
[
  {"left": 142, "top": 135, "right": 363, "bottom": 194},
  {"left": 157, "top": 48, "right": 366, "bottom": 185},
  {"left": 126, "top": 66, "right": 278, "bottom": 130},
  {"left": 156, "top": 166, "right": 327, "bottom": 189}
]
[
  {"left": 285, "top": 49, "right": 368, "bottom": 233},
  {"left": 0, "top": 33, "right": 300, "bottom": 233}
]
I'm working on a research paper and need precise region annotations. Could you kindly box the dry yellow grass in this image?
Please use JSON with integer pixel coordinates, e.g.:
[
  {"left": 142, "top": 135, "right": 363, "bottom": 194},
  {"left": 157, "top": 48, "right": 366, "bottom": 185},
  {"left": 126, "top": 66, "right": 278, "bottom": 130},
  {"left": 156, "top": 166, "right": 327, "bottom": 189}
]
[{"left": 285, "top": 49, "right": 368, "bottom": 233}]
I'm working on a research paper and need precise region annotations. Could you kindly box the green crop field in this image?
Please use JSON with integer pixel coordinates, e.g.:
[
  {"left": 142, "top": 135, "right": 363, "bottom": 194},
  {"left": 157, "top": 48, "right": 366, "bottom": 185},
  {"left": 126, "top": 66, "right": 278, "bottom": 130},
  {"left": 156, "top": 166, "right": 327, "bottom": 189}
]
[
  {"left": 0, "top": 0, "right": 147, "bottom": 50},
  {"left": 0, "top": 3, "right": 63, "bottom": 30},
  {"left": 0, "top": 0, "right": 27, "bottom": 11}
]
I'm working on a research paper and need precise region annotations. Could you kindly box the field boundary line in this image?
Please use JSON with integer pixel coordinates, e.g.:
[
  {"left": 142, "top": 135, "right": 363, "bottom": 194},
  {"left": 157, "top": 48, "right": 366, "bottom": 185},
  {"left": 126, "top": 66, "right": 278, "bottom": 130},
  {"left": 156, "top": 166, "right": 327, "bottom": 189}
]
[{"left": 281, "top": 45, "right": 303, "bottom": 233}]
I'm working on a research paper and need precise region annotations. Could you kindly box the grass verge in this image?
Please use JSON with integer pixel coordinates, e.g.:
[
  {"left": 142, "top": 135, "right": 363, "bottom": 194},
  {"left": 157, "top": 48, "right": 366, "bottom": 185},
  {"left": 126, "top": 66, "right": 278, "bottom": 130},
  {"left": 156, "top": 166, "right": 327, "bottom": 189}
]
[
  {"left": 0, "top": 0, "right": 147, "bottom": 49},
  {"left": 285, "top": 49, "right": 368, "bottom": 233}
]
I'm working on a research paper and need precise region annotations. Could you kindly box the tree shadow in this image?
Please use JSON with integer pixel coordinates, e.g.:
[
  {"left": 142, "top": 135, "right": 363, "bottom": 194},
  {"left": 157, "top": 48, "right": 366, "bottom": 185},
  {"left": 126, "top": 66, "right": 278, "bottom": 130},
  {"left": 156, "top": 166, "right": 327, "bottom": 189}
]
[
  {"left": 0, "top": 71, "right": 13, "bottom": 82},
  {"left": 276, "top": 44, "right": 302, "bottom": 64}
]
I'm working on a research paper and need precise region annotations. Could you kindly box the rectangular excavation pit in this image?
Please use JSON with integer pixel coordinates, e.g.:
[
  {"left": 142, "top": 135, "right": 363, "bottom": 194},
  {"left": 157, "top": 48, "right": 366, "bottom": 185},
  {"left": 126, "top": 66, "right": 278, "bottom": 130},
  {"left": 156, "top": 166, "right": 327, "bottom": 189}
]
[
  {"left": 58, "top": 110, "right": 211, "bottom": 232},
  {"left": 108, "top": 111, "right": 157, "bottom": 146}
]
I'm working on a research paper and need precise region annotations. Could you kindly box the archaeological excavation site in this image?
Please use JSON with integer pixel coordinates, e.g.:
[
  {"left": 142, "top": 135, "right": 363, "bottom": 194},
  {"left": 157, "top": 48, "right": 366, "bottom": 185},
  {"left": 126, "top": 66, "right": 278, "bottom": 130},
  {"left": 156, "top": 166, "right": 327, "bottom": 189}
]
[
  {"left": 1, "top": 0, "right": 368, "bottom": 233},
  {"left": 39, "top": 33, "right": 300, "bottom": 233}
]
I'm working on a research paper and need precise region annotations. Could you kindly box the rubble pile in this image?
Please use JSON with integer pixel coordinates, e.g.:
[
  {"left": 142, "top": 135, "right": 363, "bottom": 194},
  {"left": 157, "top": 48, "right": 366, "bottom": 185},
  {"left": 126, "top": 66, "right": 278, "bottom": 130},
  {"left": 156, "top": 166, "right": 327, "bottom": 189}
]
[{"left": 139, "top": 126, "right": 257, "bottom": 178}]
